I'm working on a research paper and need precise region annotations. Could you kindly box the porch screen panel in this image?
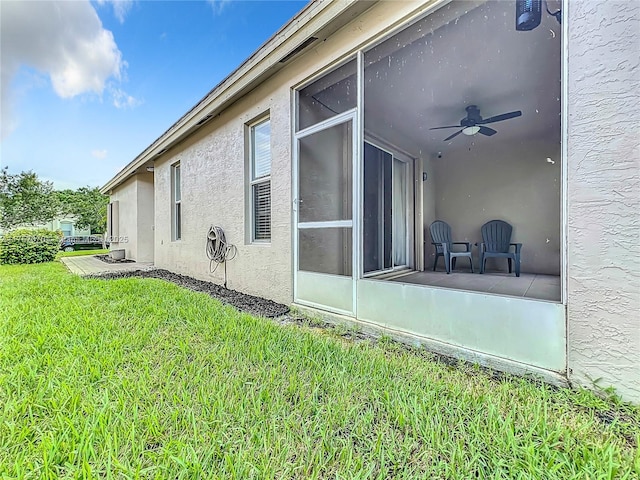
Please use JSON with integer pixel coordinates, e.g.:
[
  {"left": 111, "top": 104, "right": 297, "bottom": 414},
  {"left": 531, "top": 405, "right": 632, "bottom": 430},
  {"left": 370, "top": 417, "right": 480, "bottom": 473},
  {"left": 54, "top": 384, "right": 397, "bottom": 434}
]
[
  {"left": 296, "top": 61, "right": 357, "bottom": 313},
  {"left": 299, "top": 227, "right": 352, "bottom": 276},
  {"left": 298, "top": 122, "right": 353, "bottom": 223},
  {"left": 362, "top": 0, "right": 562, "bottom": 299},
  {"left": 298, "top": 60, "right": 356, "bottom": 132}
]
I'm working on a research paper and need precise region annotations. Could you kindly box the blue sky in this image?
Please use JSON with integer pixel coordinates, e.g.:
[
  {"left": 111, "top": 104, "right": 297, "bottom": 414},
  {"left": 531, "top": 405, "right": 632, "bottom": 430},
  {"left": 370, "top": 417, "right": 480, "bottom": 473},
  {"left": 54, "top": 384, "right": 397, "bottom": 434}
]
[{"left": 0, "top": 0, "right": 305, "bottom": 190}]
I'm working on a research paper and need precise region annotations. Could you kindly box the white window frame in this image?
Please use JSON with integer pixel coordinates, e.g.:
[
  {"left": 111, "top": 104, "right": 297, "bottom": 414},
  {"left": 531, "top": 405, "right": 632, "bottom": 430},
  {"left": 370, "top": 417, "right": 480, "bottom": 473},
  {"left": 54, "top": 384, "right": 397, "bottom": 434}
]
[
  {"left": 171, "top": 162, "right": 181, "bottom": 241},
  {"left": 60, "top": 221, "right": 73, "bottom": 238},
  {"left": 249, "top": 117, "right": 271, "bottom": 243}
]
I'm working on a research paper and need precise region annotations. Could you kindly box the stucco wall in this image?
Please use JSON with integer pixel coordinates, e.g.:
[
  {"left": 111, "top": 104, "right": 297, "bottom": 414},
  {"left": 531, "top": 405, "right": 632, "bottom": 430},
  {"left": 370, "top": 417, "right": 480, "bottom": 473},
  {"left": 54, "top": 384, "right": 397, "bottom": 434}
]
[
  {"left": 431, "top": 139, "right": 561, "bottom": 275},
  {"left": 566, "top": 1, "right": 640, "bottom": 402},
  {"left": 153, "top": 83, "right": 294, "bottom": 303},
  {"left": 109, "top": 174, "right": 155, "bottom": 262},
  {"left": 422, "top": 157, "right": 437, "bottom": 265},
  {"left": 136, "top": 172, "right": 155, "bottom": 263},
  {"left": 110, "top": 176, "right": 138, "bottom": 260},
  {"left": 151, "top": 0, "right": 428, "bottom": 304}
]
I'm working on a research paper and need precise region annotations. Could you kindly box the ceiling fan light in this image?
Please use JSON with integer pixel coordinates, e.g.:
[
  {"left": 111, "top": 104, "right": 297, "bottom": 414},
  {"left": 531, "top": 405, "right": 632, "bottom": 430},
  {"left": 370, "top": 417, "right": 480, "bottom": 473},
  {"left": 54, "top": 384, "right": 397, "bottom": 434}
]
[{"left": 462, "top": 126, "right": 481, "bottom": 136}]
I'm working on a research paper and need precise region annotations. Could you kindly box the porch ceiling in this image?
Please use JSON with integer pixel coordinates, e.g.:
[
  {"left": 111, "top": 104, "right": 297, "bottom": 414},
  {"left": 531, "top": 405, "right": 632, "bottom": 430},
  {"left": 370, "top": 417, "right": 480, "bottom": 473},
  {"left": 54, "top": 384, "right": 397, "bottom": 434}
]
[{"left": 315, "top": 0, "right": 562, "bottom": 160}]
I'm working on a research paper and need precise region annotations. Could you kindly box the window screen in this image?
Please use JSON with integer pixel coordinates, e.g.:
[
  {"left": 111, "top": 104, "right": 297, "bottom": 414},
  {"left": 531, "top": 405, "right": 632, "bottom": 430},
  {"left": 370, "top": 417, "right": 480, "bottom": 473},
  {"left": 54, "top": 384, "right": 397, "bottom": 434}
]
[
  {"left": 253, "top": 181, "right": 271, "bottom": 240},
  {"left": 172, "top": 163, "right": 181, "bottom": 241},
  {"left": 250, "top": 118, "right": 271, "bottom": 241}
]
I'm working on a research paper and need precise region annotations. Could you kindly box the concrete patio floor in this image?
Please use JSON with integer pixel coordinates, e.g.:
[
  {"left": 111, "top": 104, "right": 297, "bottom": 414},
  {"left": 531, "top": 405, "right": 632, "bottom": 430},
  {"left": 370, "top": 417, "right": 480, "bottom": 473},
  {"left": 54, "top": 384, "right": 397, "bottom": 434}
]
[
  {"left": 60, "top": 255, "right": 154, "bottom": 276},
  {"left": 389, "top": 269, "right": 561, "bottom": 302}
]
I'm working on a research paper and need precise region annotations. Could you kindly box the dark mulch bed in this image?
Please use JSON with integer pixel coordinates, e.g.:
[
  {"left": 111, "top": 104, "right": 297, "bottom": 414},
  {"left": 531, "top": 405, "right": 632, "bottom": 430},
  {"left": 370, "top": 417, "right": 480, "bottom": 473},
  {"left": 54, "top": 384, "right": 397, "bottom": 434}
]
[
  {"left": 96, "top": 254, "right": 135, "bottom": 264},
  {"left": 88, "top": 268, "right": 289, "bottom": 318}
]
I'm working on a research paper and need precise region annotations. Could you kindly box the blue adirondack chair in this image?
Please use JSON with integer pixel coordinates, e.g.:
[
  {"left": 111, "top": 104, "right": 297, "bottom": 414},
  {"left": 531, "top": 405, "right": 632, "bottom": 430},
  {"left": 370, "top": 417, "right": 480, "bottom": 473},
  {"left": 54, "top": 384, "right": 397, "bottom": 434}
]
[
  {"left": 429, "top": 220, "right": 473, "bottom": 274},
  {"left": 479, "top": 220, "right": 522, "bottom": 277}
]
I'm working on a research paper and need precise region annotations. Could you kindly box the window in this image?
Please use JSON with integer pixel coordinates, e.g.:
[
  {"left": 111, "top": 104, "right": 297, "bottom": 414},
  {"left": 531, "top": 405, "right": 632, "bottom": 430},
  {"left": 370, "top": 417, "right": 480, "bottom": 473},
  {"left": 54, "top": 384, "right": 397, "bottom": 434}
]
[
  {"left": 107, "top": 201, "right": 119, "bottom": 240},
  {"left": 294, "top": 59, "right": 357, "bottom": 280},
  {"left": 297, "top": 120, "right": 354, "bottom": 276},
  {"left": 60, "top": 222, "right": 73, "bottom": 238},
  {"left": 250, "top": 118, "right": 271, "bottom": 241},
  {"left": 171, "top": 163, "right": 181, "bottom": 241},
  {"left": 297, "top": 59, "right": 356, "bottom": 132}
]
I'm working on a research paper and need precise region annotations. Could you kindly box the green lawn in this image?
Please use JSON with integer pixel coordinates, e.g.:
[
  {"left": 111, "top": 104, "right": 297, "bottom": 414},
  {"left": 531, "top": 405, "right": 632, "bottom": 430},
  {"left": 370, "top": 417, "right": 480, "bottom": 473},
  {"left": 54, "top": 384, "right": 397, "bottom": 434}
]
[
  {"left": 0, "top": 263, "right": 637, "bottom": 479},
  {"left": 57, "top": 249, "right": 109, "bottom": 258}
]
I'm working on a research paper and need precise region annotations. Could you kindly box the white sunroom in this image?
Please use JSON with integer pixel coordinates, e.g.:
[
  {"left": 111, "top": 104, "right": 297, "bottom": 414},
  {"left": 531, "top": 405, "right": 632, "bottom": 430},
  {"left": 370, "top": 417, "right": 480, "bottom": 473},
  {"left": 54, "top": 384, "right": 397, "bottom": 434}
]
[{"left": 293, "top": 0, "right": 565, "bottom": 379}]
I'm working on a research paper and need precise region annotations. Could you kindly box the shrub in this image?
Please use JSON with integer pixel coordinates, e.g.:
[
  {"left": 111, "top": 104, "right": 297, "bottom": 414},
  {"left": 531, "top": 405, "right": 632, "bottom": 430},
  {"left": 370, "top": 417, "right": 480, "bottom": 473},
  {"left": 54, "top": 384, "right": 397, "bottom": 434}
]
[{"left": 0, "top": 229, "right": 62, "bottom": 265}]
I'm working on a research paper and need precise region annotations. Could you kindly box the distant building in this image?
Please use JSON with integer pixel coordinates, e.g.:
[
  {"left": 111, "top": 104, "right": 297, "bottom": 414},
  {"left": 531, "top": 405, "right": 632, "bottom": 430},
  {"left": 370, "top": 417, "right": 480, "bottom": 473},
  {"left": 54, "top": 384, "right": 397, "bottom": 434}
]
[
  {"left": 0, "top": 217, "right": 91, "bottom": 237},
  {"left": 41, "top": 217, "right": 92, "bottom": 237}
]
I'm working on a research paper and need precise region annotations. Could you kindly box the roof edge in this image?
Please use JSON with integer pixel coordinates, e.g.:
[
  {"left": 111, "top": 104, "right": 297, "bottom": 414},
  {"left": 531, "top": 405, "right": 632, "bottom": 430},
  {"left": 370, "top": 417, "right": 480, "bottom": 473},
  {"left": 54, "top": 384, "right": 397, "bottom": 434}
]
[{"left": 101, "top": 0, "right": 373, "bottom": 194}]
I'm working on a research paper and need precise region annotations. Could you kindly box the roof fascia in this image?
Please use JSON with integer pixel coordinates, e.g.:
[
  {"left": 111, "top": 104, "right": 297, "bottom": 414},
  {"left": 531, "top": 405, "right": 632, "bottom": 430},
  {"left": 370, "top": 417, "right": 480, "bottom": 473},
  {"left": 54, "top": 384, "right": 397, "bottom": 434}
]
[{"left": 101, "top": 0, "right": 377, "bottom": 193}]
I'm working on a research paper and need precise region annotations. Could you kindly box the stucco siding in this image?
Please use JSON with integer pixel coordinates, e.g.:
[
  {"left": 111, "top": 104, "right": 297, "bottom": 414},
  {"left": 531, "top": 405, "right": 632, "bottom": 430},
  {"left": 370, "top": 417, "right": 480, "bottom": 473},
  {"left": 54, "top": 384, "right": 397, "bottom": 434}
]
[
  {"left": 432, "top": 139, "right": 561, "bottom": 275},
  {"left": 566, "top": 1, "right": 640, "bottom": 402},
  {"left": 110, "top": 176, "right": 138, "bottom": 260},
  {"left": 109, "top": 174, "right": 156, "bottom": 262},
  {"left": 153, "top": 84, "right": 294, "bottom": 304},
  {"left": 151, "top": 0, "right": 428, "bottom": 304},
  {"left": 136, "top": 173, "right": 155, "bottom": 263}
]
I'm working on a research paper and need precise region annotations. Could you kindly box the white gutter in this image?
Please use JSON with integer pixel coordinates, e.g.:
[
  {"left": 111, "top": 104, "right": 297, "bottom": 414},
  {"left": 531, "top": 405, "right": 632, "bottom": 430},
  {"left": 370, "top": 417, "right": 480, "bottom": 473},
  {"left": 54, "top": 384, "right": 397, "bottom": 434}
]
[{"left": 101, "top": 0, "right": 376, "bottom": 194}]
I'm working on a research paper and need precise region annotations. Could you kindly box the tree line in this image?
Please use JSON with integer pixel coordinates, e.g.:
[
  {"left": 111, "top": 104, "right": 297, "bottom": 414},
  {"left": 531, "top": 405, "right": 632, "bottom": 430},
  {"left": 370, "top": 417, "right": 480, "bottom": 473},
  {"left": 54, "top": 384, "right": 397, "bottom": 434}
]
[{"left": 0, "top": 167, "right": 109, "bottom": 234}]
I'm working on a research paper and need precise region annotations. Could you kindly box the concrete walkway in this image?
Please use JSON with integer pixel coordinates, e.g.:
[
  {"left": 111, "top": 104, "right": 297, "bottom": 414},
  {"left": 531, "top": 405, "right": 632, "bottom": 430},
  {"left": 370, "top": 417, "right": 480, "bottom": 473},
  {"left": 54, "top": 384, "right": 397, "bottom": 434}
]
[{"left": 60, "top": 255, "right": 154, "bottom": 275}]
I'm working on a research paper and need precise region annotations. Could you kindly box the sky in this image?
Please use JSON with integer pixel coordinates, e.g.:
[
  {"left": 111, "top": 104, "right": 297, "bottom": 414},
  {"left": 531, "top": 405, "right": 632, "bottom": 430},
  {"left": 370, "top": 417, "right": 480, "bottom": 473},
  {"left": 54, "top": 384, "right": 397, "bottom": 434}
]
[{"left": 0, "top": 0, "right": 306, "bottom": 190}]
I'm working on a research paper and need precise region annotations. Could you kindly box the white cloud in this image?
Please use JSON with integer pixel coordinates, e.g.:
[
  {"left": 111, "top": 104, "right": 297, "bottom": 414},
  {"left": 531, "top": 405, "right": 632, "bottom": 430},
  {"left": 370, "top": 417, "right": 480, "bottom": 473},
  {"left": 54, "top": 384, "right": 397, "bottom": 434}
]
[
  {"left": 109, "top": 85, "right": 141, "bottom": 109},
  {"left": 207, "top": 0, "right": 231, "bottom": 15},
  {"left": 92, "top": 149, "right": 108, "bottom": 159},
  {"left": 112, "top": 1, "right": 134, "bottom": 23},
  {"left": 0, "top": 1, "right": 136, "bottom": 138},
  {"left": 96, "top": 0, "right": 134, "bottom": 24}
]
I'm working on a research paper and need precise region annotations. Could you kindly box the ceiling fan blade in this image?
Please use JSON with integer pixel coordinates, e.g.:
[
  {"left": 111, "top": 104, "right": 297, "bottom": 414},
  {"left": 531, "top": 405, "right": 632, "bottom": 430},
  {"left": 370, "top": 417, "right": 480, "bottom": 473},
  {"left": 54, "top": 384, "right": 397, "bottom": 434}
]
[
  {"left": 479, "top": 110, "right": 522, "bottom": 124},
  {"left": 443, "top": 130, "right": 463, "bottom": 141},
  {"left": 429, "top": 125, "right": 462, "bottom": 130},
  {"left": 478, "top": 126, "right": 497, "bottom": 136}
]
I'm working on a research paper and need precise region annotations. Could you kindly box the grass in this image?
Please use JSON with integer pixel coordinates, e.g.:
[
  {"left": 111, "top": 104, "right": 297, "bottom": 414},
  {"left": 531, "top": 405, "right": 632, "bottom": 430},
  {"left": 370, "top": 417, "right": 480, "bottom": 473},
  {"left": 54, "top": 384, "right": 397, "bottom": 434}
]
[
  {"left": 0, "top": 262, "right": 638, "bottom": 479},
  {"left": 57, "top": 249, "right": 109, "bottom": 258}
]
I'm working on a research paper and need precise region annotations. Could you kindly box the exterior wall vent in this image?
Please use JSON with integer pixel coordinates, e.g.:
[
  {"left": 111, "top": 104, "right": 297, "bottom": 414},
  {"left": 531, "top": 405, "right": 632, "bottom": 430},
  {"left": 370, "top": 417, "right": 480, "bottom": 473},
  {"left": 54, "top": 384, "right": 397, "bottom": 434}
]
[
  {"left": 279, "top": 37, "right": 318, "bottom": 63},
  {"left": 196, "top": 114, "right": 214, "bottom": 126}
]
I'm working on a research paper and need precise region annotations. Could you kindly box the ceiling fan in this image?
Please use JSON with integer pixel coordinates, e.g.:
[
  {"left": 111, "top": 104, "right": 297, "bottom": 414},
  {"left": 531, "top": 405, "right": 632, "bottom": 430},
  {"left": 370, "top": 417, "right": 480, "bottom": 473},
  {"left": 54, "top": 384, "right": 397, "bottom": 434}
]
[{"left": 430, "top": 105, "right": 522, "bottom": 141}]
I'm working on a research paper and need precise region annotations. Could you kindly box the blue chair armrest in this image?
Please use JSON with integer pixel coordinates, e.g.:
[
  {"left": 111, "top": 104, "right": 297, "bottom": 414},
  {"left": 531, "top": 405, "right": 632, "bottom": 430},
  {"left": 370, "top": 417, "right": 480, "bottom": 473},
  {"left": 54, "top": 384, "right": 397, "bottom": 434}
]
[
  {"left": 452, "top": 241, "right": 471, "bottom": 252},
  {"left": 432, "top": 242, "right": 449, "bottom": 254},
  {"left": 510, "top": 243, "right": 523, "bottom": 253}
]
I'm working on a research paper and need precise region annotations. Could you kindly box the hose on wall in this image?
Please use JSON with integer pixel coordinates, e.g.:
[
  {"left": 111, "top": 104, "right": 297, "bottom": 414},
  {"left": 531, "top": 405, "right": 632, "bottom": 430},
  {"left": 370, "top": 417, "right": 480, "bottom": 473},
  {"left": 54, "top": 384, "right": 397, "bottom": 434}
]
[{"left": 206, "top": 225, "right": 237, "bottom": 287}]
